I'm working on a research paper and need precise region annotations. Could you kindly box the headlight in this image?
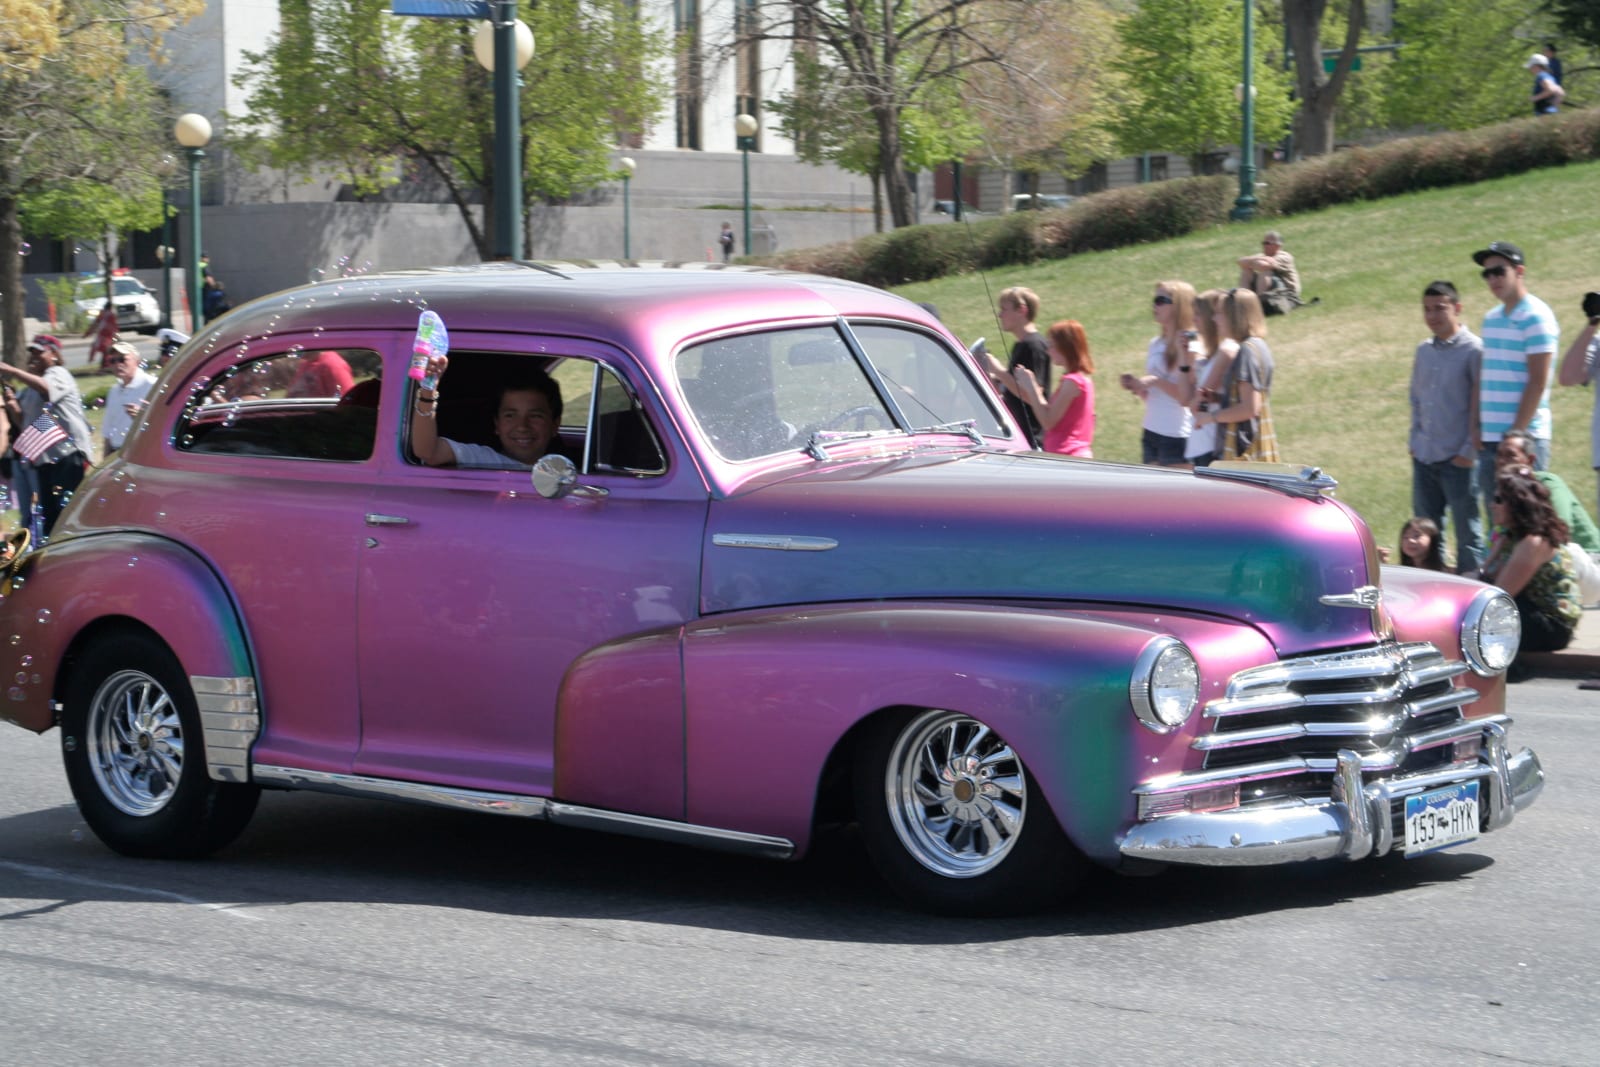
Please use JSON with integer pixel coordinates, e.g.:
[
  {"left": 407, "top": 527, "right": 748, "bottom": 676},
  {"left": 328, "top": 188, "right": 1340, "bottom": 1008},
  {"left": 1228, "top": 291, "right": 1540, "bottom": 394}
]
[
  {"left": 1130, "top": 638, "right": 1200, "bottom": 732},
  {"left": 1461, "top": 588, "right": 1521, "bottom": 675}
]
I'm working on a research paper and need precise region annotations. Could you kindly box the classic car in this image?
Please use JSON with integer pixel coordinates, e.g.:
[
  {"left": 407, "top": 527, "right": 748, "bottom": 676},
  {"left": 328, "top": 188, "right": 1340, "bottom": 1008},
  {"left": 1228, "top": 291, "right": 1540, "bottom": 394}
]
[{"left": 0, "top": 262, "right": 1541, "bottom": 914}]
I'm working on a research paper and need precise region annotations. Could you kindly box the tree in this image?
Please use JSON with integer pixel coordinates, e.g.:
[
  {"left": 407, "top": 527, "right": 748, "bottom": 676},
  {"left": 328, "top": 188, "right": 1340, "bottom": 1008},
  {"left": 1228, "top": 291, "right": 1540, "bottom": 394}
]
[
  {"left": 0, "top": 0, "right": 202, "bottom": 364},
  {"left": 1282, "top": 0, "right": 1365, "bottom": 158},
  {"left": 1385, "top": 0, "right": 1539, "bottom": 131},
  {"left": 766, "top": 40, "right": 981, "bottom": 232},
  {"left": 740, "top": 0, "right": 1046, "bottom": 230},
  {"left": 1545, "top": 1, "right": 1600, "bottom": 51},
  {"left": 1110, "top": 0, "right": 1294, "bottom": 171},
  {"left": 232, "top": 0, "right": 667, "bottom": 260},
  {"left": 964, "top": 0, "right": 1124, "bottom": 191}
]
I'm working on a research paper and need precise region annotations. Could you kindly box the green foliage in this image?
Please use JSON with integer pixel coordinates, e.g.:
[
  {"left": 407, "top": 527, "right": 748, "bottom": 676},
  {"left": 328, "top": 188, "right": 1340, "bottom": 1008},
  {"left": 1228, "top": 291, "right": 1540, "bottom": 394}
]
[
  {"left": 1, "top": 0, "right": 203, "bottom": 362},
  {"left": 764, "top": 108, "right": 1600, "bottom": 286},
  {"left": 22, "top": 179, "right": 166, "bottom": 242},
  {"left": 1259, "top": 107, "right": 1600, "bottom": 213},
  {"left": 35, "top": 276, "right": 88, "bottom": 333},
  {"left": 232, "top": 0, "right": 667, "bottom": 256},
  {"left": 1385, "top": 0, "right": 1538, "bottom": 130},
  {"left": 1545, "top": 0, "right": 1600, "bottom": 51},
  {"left": 1110, "top": 0, "right": 1294, "bottom": 167}
]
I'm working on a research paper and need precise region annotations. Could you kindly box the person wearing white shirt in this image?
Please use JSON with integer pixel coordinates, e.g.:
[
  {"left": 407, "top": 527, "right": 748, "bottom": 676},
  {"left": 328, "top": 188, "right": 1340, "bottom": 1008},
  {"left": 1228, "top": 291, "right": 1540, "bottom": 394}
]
[{"left": 102, "top": 340, "right": 157, "bottom": 455}]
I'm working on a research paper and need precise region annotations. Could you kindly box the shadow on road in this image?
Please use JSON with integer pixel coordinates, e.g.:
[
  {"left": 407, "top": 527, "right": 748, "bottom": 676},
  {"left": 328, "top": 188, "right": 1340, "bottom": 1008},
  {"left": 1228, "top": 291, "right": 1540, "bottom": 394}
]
[{"left": 0, "top": 788, "right": 1497, "bottom": 943}]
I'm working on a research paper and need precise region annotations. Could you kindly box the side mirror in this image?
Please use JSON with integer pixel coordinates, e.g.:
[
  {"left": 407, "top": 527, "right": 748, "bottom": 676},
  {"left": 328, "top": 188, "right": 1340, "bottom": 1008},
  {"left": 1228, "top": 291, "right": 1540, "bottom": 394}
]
[{"left": 531, "top": 453, "right": 608, "bottom": 500}]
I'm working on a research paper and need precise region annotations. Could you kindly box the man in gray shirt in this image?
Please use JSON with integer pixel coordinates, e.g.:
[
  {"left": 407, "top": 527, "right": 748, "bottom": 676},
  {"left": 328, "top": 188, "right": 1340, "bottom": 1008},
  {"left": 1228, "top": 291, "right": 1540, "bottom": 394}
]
[{"left": 1410, "top": 280, "right": 1484, "bottom": 572}]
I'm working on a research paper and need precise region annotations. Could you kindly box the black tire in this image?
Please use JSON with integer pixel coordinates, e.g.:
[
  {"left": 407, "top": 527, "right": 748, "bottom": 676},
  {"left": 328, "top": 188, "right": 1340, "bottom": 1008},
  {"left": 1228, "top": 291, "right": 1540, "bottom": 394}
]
[
  {"left": 853, "top": 709, "right": 1085, "bottom": 915},
  {"left": 61, "top": 631, "right": 259, "bottom": 858}
]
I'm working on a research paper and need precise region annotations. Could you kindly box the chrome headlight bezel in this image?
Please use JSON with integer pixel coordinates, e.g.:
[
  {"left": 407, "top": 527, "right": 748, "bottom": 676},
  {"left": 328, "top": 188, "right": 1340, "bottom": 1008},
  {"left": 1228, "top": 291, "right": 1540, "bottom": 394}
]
[
  {"left": 1130, "top": 637, "right": 1200, "bottom": 733},
  {"left": 1461, "top": 587, "right": 1521, "bottom": 676}
]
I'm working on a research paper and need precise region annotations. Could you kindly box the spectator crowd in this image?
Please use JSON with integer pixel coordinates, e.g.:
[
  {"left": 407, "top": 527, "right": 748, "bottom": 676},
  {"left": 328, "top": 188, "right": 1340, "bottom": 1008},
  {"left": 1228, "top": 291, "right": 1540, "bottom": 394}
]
[{"left": 981, "top": 232, "right": 1600, "bottom": 675}]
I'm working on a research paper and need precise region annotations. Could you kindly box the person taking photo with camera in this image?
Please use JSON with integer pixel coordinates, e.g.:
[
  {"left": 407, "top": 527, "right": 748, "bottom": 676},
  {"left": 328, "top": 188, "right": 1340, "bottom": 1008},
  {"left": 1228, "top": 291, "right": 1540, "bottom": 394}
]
[{"left": 1556, "top": 289, "right": 1600, "bottom": 521}]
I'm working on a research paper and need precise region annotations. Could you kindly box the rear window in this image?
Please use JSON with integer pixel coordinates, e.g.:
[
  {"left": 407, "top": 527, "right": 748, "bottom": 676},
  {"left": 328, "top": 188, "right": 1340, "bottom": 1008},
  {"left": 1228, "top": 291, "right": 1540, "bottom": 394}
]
[{"left": 175, "top": 348, "right": 383, "bottom": 462}]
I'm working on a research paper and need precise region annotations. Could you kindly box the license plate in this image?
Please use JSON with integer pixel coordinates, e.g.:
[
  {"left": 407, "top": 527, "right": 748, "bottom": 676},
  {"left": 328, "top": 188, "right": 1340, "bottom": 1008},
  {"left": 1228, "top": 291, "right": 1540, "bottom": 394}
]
[{"left": 1403, "top": 781, "right": 1480, "bottom": 856}]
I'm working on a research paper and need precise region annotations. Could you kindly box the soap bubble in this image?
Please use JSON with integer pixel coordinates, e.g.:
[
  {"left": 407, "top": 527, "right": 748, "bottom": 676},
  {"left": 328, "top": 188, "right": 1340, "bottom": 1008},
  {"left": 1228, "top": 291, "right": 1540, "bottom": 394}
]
[
  {"left": 18, "top": 242, "right": 30, "bottom": 256},
  {"left": 35, "top": 610, "right": 51, "bottom": 624}
]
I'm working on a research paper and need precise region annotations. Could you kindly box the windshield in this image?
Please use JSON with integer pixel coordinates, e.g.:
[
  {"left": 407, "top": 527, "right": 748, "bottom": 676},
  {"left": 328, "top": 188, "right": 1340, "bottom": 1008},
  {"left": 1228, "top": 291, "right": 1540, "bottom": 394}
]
[{"left": 676, "top": 322, "right": 1006, "bottom": 462}]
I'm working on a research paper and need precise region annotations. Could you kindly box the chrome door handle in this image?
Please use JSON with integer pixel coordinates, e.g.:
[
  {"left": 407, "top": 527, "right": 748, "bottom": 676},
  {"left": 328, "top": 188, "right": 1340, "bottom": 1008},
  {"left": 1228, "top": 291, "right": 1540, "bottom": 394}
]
[{"left": 364, "top": 514, "right": 411, "bottom": 527}]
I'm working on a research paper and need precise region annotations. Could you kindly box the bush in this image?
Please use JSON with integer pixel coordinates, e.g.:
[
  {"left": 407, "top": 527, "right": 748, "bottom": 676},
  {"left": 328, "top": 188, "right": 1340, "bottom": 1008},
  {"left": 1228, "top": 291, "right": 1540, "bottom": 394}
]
[
  {"left": 761, "top": 107, "right": 1600, "bottom": 286},
  {"left": 1260, "top": 107, "right": 1600, "bottom": 215}
]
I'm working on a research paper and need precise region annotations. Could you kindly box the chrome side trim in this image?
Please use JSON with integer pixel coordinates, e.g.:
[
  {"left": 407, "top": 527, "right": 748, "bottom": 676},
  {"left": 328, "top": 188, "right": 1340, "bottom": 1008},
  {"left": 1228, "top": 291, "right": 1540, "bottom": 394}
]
[
  {"left": 250, "top": 765, "right": 797, "bottom": 860},
  {"left": 547, "top": 803, "right": 795, "bottom": 859},
  {"left": 191, "top": 675, "right": 259, "bottom": 785},
  {"left": 712, "top": 533, "right": 838, "bottom": 552},
  {"left": 253, "top": 765, "right": 550, "bottom": 817}
]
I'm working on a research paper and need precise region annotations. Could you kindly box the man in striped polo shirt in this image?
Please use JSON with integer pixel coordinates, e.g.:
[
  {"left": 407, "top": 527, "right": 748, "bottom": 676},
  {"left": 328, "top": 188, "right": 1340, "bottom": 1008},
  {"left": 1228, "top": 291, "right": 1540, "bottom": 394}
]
[{"left": 1473, "top": 240, "right": 1559, "bottom": 515}]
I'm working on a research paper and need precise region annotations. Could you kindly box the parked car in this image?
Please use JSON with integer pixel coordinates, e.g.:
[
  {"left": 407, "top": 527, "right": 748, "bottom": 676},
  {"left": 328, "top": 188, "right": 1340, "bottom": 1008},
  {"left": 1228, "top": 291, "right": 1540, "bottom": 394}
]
[
  {"left": 74, "top": 272, "right": 161, "bottom": 334},
  {"left": 1011, "top": 193, "right": 1074, "bottom": 211},
  {"left": 0, "top": 264, "right": 1541, "bottom": 914}
]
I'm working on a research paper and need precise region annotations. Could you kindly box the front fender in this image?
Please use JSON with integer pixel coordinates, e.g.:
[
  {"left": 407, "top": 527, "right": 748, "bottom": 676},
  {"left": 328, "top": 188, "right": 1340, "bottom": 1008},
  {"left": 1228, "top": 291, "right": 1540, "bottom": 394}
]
[
  {"left": 0, "top": 534, "right": 254, "bottom": 734},
  {"left": 1380, "top": 564, "right": 1505, "bottom": 714},
  {"left": 679, "top": 602, "right": 1276, "bottom": 863}
]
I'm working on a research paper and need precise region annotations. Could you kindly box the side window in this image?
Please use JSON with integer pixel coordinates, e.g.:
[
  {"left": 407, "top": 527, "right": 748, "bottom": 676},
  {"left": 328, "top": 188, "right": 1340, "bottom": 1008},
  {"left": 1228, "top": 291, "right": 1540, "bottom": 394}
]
[
  {"left": 546, "top": 357, "right": 665, "bottom": 475},
  {"left": 176, "top": 348, "right": 382, "bottom": 461},
  {"left": 849, "top": 324, "right": 1007, "bottom": 437},
  {"left": 588, "top": 365, "right": 665, "bottom": 475},
  {"left": 412, "top": 352, "right": 664, "bottom": 476}
]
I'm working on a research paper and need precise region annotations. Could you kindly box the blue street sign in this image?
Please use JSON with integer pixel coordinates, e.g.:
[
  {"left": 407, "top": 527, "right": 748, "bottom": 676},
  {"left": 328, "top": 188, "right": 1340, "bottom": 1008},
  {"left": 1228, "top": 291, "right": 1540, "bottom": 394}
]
[{"left": 391, "top": 0, "right": 490, "bottom": 18}]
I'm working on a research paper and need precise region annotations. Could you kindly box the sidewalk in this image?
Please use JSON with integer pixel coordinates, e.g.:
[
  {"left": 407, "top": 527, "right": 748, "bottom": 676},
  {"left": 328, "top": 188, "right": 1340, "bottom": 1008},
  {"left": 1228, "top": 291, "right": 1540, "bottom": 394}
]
[{"left": 1521, "top": 606, "right": 1600, "bottom": 681}]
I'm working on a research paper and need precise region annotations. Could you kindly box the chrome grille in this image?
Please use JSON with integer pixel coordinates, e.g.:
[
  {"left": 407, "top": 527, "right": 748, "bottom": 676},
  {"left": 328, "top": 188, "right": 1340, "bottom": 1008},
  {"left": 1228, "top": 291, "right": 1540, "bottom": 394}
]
[{"left": 1198, "top": 642, "right": 1479, "bottom": 801}]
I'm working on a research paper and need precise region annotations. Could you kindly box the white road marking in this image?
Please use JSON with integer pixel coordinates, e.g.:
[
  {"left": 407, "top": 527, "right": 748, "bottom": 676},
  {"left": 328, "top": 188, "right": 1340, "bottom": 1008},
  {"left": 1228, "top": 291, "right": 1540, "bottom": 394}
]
[{"left": 0, "top": 859, "right": 265, "bottom": 921}]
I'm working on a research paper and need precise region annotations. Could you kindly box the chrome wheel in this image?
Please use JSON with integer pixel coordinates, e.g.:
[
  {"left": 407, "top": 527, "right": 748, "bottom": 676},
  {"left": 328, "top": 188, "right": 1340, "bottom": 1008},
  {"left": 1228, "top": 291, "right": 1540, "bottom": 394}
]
[
  {"left": 885, "top": 710, "right": 1026, "bottom": 879},
  {"left": 86, "top": 669, "right": 184, "bottom": 817}
]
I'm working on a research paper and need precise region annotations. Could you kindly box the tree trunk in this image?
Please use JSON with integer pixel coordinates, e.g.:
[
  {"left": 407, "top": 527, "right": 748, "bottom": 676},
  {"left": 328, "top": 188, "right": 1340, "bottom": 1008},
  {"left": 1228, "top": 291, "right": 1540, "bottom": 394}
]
[
  {"left": 1284, "top": 0, "right": 1365, "bottom": 159},
  {"left": 870, "top": 167, "right": 884, "bottom": 234},
  {"left": 871, "top": 102, "right": 915, "bottom": 229},
  {"left": 0, "top": 198, "right": 24, "bottom": 365}
]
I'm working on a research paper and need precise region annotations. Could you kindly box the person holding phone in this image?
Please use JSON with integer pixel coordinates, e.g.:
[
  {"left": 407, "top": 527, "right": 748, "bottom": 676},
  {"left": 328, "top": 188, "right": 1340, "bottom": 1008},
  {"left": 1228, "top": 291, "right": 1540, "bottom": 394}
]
[{"left": 1120, "top": 281, "right": 1202, "bottom": 467}]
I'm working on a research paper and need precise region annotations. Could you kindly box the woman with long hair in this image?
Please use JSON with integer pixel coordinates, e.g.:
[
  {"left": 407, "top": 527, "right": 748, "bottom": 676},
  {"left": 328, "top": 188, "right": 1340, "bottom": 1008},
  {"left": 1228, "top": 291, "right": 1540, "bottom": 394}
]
[
  {"left": 1185, "top": 288, "right": 1239, "bottom": 468},
  {"left": 1013, "top": 320, "right": 1095, "bottom": 458},
  {"left": 1195, "top": 288, "right": 1277, "bottom": 462},
  {"left": 1482, "top": 466, "right": 1583, "bottom": 676},
  {"left": 1120, "top": 281, "right": 1202, "bottom": 467}
]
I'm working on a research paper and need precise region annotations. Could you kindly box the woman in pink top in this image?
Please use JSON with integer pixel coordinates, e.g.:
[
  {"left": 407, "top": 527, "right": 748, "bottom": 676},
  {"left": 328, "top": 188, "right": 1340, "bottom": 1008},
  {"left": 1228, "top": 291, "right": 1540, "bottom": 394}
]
[{"left": 1014, "top": 320, "right": 1095, "bottom": 457}]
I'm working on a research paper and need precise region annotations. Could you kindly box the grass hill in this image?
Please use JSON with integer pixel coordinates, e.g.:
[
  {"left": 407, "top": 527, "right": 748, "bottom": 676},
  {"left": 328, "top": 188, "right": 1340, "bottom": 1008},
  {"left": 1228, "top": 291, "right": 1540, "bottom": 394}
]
[{"left": 895, "top": 160, "right": 1600, "bottom": 559}]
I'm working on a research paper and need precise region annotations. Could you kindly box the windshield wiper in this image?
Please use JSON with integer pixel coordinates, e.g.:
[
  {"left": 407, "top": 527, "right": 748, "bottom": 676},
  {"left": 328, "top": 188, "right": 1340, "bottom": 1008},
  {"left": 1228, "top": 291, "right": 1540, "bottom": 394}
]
[
  {"left": 804, "top": 428, "right": 896, "bottom": 461},
  {"left": 916, "top": 420, "right": 984, "bottom": 446}
]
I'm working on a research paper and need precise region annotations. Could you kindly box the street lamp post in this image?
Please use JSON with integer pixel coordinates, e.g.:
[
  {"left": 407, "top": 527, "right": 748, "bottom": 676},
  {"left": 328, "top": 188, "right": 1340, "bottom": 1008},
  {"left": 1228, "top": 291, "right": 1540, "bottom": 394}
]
[
  {"left": 473, "top": 9, "right": 535, "bottom": 260},
  {"left": 174, "top": 114, "right": 212, "bottom": 330},
  {"left": 155, "top": 153, "right": 177, "bottom": 330},
  {"left": 619, "top": 157, "right": 635, "bottom": 260},
  {"left": 735, "top": 113, "right": 758, "bottom": 257},
  {"left": 1230, "top": 0, "right": 1258, "bottom": 221}
]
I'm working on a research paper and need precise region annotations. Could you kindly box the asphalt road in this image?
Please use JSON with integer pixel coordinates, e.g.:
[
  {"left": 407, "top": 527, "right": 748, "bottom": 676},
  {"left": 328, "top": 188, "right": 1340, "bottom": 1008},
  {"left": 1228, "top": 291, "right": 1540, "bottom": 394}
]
[{"left": 1, "top": 683, "right": 1595, "bottom": 1066}]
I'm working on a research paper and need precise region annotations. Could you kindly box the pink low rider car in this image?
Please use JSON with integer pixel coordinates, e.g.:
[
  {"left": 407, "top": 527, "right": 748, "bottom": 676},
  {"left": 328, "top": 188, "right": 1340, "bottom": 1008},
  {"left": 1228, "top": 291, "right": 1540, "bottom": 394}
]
[{"left": 0, "top": 264, "right": 1541, "bottom": 914}]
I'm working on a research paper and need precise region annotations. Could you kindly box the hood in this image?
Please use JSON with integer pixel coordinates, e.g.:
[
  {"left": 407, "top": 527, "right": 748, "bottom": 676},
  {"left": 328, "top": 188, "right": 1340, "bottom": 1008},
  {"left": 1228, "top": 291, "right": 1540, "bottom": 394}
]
[{"left": 701, "top": 450, "right": 1379, "bottom": 654}]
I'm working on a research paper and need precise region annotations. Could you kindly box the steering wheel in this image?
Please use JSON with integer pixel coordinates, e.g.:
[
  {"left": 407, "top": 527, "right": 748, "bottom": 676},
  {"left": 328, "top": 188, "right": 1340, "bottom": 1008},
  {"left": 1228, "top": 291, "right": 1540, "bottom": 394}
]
[{"left": 819, "top": 405, "right": 892, "bottom": 432}]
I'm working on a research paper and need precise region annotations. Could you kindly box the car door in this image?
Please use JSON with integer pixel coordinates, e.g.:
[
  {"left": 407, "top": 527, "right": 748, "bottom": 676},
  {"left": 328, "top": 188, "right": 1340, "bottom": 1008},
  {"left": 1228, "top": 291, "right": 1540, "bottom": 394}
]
[{"left": 354, "top": 336, "right": 706, "bottom": 806}]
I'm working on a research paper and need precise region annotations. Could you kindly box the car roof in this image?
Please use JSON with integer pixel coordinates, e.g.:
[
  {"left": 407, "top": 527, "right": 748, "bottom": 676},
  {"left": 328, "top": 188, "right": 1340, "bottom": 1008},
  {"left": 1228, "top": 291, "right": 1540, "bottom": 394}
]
[{"left": 183, "top": 263, "right": 930, "bottom": 372}]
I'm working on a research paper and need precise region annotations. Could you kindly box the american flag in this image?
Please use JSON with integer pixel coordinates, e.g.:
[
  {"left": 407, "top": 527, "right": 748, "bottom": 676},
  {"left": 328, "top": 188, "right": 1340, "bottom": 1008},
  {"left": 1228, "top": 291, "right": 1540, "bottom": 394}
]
[{"left": 14, "top": 412, "right": 68, "bottom": 463}]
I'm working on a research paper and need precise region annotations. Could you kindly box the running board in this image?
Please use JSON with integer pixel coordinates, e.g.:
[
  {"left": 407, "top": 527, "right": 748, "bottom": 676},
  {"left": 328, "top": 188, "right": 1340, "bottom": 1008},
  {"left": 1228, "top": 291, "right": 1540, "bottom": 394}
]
[{"left": 251, "top": 764, "right": 796, "bottom": 860}]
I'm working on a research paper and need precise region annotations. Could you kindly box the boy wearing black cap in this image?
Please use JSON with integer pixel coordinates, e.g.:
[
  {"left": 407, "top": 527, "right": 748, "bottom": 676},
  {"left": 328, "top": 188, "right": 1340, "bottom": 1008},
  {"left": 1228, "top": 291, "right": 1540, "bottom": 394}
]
[{"left": 1473, "top": 240, "right": 1559, "bottom": 514}]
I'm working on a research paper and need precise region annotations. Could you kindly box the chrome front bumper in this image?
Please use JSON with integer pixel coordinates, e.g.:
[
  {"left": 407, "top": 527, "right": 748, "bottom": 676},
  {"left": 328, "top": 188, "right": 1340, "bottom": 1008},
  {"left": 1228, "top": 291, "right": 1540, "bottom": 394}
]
[{"left": 1118, "top": 721, "right": 1544, "bottom": 867}]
